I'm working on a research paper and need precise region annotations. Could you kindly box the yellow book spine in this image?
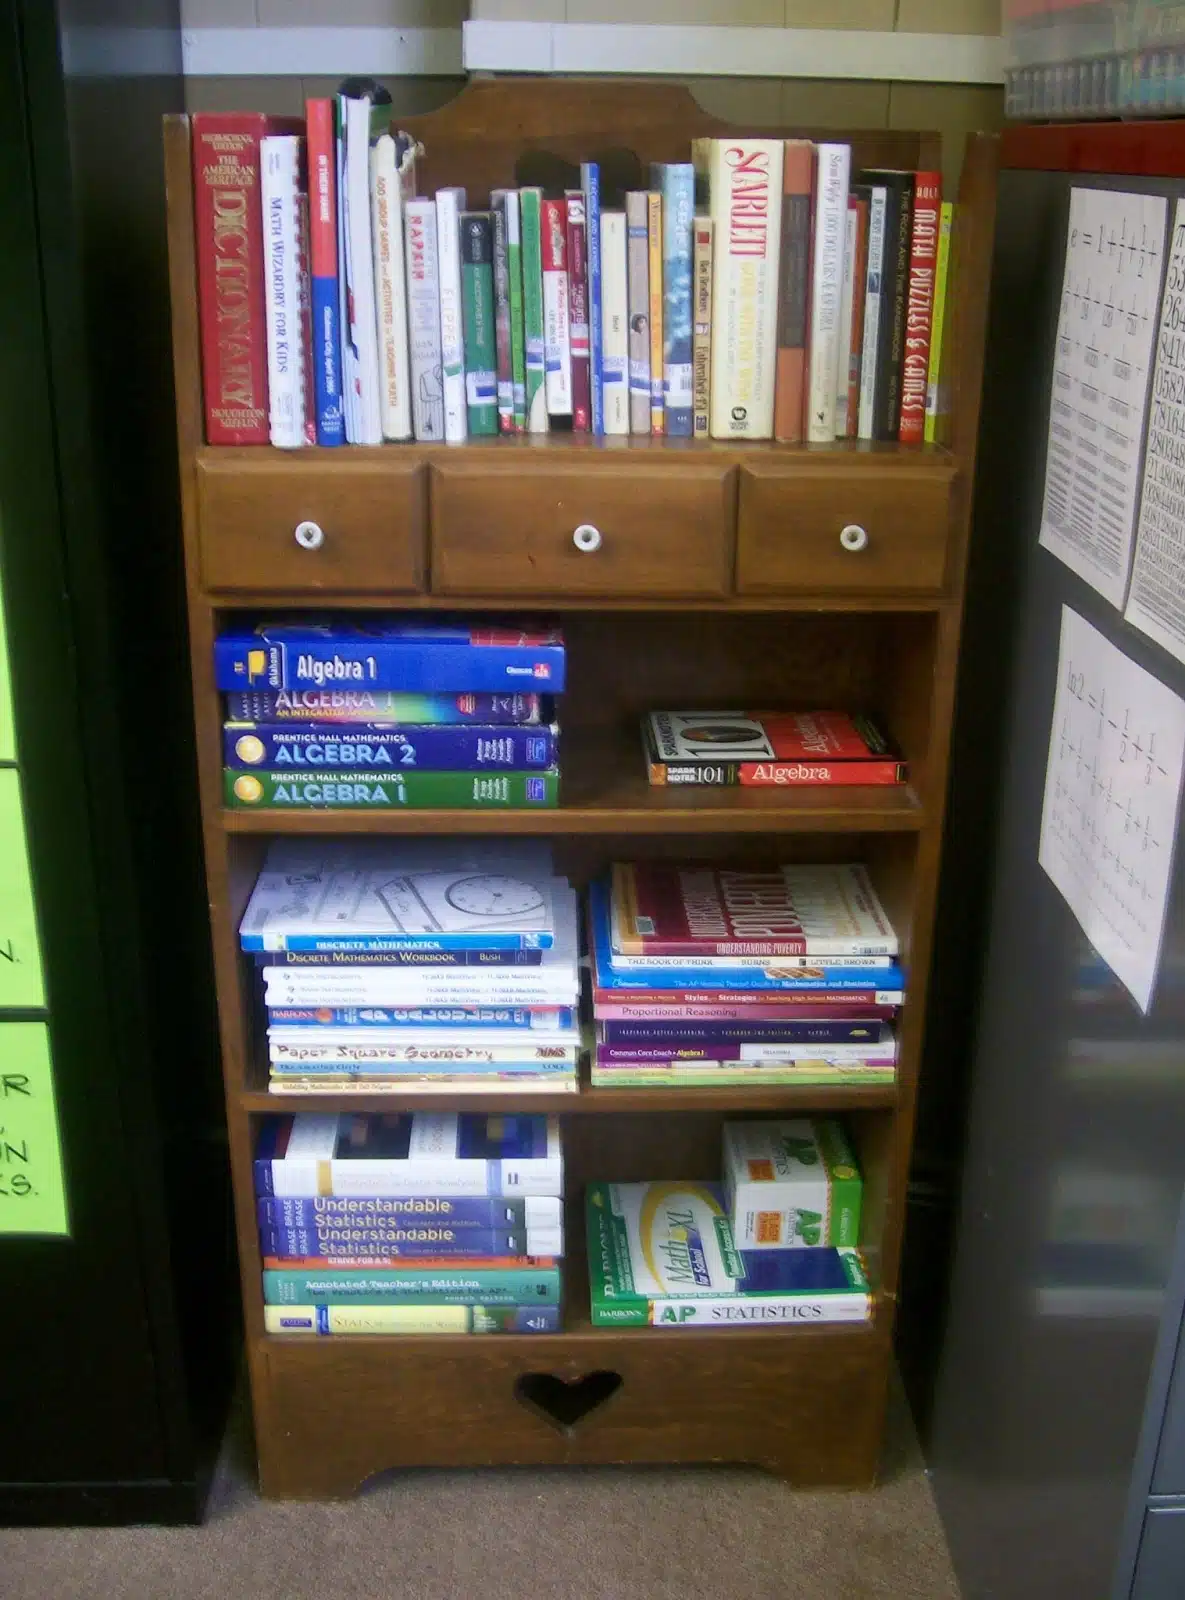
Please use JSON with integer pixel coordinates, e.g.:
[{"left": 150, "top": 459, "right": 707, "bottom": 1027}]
[
  {"left": 647, "top": 191, "right": 664, "bottom": 435},
  {"left": 265, "top": 1304, "right": 471, "bottom": 1335},
  {"left": 924, "top": 202, "right": 954, "bottom": 445},
  {"left": 693, "top": 217, "right": 713, "bottom": 438}
]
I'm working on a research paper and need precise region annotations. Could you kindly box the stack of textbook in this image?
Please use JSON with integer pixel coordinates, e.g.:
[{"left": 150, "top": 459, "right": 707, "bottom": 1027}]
[
  {"left": 588, "top": 862, "right": 901, "bottom": 1090},
  {"left": 242, "top": 840, "right": 581, "bottom": 1094},
  {"left": 218, "top": 617, "right": 563, "bottom": 812},
  {"left": 258, "top": 1111, "right": 565, "bottom": 1336}
]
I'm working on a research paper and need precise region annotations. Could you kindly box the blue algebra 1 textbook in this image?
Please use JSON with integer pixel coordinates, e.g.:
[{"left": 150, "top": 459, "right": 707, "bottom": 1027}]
[{"left": 214, "top": 619, "right": 566, "bottom": 694}]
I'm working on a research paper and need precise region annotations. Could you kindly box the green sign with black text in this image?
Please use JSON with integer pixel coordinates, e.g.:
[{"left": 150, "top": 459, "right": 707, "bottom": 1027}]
[{"left": 0, "top": 1022, "right": 68, "bottom": 1235}]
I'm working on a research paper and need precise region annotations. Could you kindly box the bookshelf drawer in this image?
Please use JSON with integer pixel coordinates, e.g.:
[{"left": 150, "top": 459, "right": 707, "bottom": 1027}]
[
  {"left": 197, "top": 454, "right": 428, "bottom": 593},
  {"left": 735, "top": 463, "right": 955, "bottom": 595},
  {"left": 430, "top": 459, "right": 736, "bottom": 598}
]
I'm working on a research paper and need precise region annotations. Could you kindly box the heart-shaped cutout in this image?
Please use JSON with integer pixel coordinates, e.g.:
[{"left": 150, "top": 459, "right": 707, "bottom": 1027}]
[{"left": 514, "top": 1370, "right": 624, "bottom": 1434}]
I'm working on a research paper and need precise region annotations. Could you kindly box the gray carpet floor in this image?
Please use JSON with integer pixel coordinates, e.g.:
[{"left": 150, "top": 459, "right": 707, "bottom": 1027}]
[{"left": 0, "top": 1380, "right": 958, "bottom": 1600}]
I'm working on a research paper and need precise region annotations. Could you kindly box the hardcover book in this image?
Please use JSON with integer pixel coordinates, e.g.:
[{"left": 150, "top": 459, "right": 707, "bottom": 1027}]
[
  {"left": 264, "top": 1303, "right": 561, "bottom": 1335},
  {"left": 861, "top": 169, "right": 914, "bottom": 440},
  {"left": 259, "top": 1193, "right": 562, "bottom": 1230},
  {"left": 772, "top": 140, "right": 815, "bottom": 444},
  {"left": 222, "top": 690, "right": 543, "bottom": 725},
  {"left": 723, "top": 1118, "right": 863, "bottom": 1249},
  {"left": 225, "top": 768, "right": 559, "bottom": 810},
  {"left": 262, "top": 1228, "right": 560, "bottom": 1264},
  {"left": 263, "top": 1263, "right": 561, "bottom": 1304},
  {"left": 595, "top": 1039, "right": 893, "bottom": 1067},
  {"left": 898, "top": 171, "right": 942, "bottom": 445},
  {"left": 600, "top": 210, "right": 629, "bottom": 435},
  {"left": 642, "top": 710, "right": 904, "bottom": 787},
  {"left": 625, "top": 192, "right": 651, "bottom": 435},
  {"left": 590, "top": 1063, "right": 894, "bottom": 1089},
  {"left": 541, "top": 197, "right": 572, "bottom": 417},
  {"left": 214, "top": 619, "right": 566, "bottom": 694},
  {"left": 564, "top": 190, "right": 592, "bottom": 431},
  {"left": 586, "top": 1182, "right": 870, "bottom": 1326},
  {"left": 223, "top": 722, "right": 558, "bottom": 771},
  {"left": 435, "top": 187, "right": 469, "bottom": 442},
  {"left": 600, "top": 1018, "right": 891, "bottom": 1046},
  {"left": 305, "top": 99, "right": 345, "bottom": 445},
  {"left": 460, "top": 211, "right": 498, "bottom": 435},
  {"left": 403, "top": 197, "right": 445, "bottom": 441},
  {"left": 519, "top": 187, "right": 548, "bottom": 431},
  {"left": 267, "top": 1033, "right": 577, "bottom": 1066},
  {"left": 608, "top": 860, "right": 898, "bottom": 957},
  {"left": 651, "top": 163, "right": 695, "bottom": 436},
  {"left": 338, "top": 91, "right": 384, "bottom": 445},
  {"left": 253, "top": 1111, "right": 563, "bottom": 1197},
  {"left": 260, "top": 135, "right": 307, "bottom": 448}
]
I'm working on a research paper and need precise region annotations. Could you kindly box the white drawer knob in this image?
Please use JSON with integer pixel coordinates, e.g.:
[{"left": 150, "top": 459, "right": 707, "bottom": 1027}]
[
  {"left": 839, "top": 523, "right": 869, "bottom": 553},
  {"left": 573, "top": 523, "right": 602, "bottom": 553},
  {"left": 294, "top": 519, "right": 325, "bottom": 551}
]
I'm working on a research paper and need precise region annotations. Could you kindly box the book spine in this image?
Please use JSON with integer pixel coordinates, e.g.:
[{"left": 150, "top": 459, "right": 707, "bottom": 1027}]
[
  {"left": 592, "top": 1065, "right": 893, "bottom": 1088},
  {"left": 924, "top": 201, "right": 954, "bottom": 445},
  {"left": 265, "top": 1304, "right": 562, "bottom": 1335},
  {"left": 601, "top": 1019, "right": 887, "bottom": 1044},
  {"left": 223, "top": 691, "right": 543, "bottom": 724},
  {"left": 191, "top": 114, "right": 273, "bottom": 445},
  {"left": 267, "top": 1040, "right": 576, "bottom": 1068},
  {"left": 646, "top": 190, "right": 664, "bottom": 435},
  {"left": 225, "top": 768, "right": 560, "bottom": 810},
  {"left": 596, "top": 1042, "right": 893, "bottom": 1065},
  {"left": 263, "top": 974, "right": 577, "bottom": 1007},
  {"left": 260, "top": 137, "right": 305, "bottom": 448},
  {"left": 647, "top": 758, "right": 906, "bottom": 786},
  {"left": 899, "top": 171, "right": 942, "bottom": 445},
  {"left": 600, "top": 212, "right": 629, "bottom": 435},
  {"left": 656, "top": 163, "right": 694, "bottom": 436},
  {"left": 296, "top": 157, "right": 317, "bottom": 445},
  {"left": 541, "top": 198, "right": 572, "bottom": 417},
  {"left": 491, "top": 194, "right": 514, "bottom": 433},
  {"left": 707, "top": 138, "right": 784, "bottom": 439},
  {"left": 565, "top": 191, "right": 591, "bottom": 431},
  {"left": 262, "top": 1244, "right": 557, "bottom": 1281},
  {"left": 873, "top": 177, "right": 913, "bottom": 441},
  {"left": 592, "top": 985, "right": 903, "bottom": 1008},
  {"left": 269, "top": 1078, "right": 577, "bottom": 1096},
  {"left": 267, "top": 1004, "right": 572, "bottom": 1026},
  {"left": 844, "top": 196, "right": 869, "bottom": 438},
  {"left": 595, "top": 999, "right": 897, "bottom": 1022},
  {"left": 834, "top": 201, "right": 858, "bottom": 437},
  {"left": 806, "top": 142, "right": 851, "bottom": 443},
  {"left": 259, "top": 945, "right": 546, "bottom": 966},
  {"left": 772, "top": 141, "right": 814, "bottom": 444},
  {"left": 341, "top": 95, "right": 382, "bottom": 445},
  {"left": 403, "top": 198, "right": 445, "bottom": 442},
  {"left": 519, "top": 188, "right": 547, "bottom": 432},
  {"left": 305, "top": 100, "right": 344, "bottom": 446},
  {"left": 625, "top": 192, "right": 651, "bottom": 435},
  {"left": 435, "top": 188, "right": 468, "bottom": 442},
  {"left": 502, "top": 192, "right": 526, "bottom": 432},
  {"left": 223, "top": 723, "right": 558, "bottom": 770},
  {"left": 459, "top": 212, "right": 498, "bottom": 436},
  {"left": 335, "top": 99, "right": 356, "bottom": 443},
  {"left": 638, "top": 1293, "right": 869, "bottom": 1327},
  {"left": 692, "top": 217, "right": 713, "bottom": 438},
  {"left": 215, "top": 634, "right": 565, "bottom": 694},
  {"left": 856, "top": 186, "right": 887, "bottom": 440},
  {"left": 370, "top": 135, "right": 412, "bottom": 441},
  {"left": 582, "top": 163, "right": 604, "bottom": 433},
  {"left": 603, "top": 949, "right": 903, "bottom": 978}
]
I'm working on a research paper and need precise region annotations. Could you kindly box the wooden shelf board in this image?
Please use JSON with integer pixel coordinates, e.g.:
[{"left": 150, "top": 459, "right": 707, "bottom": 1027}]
[{"left": 197, "top": 437, "right": 955, "bottom": 467}]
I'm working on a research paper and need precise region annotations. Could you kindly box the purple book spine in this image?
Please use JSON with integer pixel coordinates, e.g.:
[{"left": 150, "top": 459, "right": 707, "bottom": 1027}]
[
  {"left": 596, "top": 1044, "right": 895, "bottom": 1064},
  {"left": 599, "top": 1020, "right": 890, "bottom": 1046},
  {"left": 260, "top": 1195, "right": 532, "bottom": 1230}
]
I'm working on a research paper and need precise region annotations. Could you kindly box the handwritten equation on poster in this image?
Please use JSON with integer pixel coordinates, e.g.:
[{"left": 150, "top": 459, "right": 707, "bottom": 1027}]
[
  {"left": 1039, "top": 188, "right": 1167, "bottom": 607},
  {"left": 1040, "top": 605, "right": 1185, "bottom": 1012}
]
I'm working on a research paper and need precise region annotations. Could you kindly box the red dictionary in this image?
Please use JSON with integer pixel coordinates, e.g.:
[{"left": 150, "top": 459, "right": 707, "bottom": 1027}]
[
  {"left": 642, "top": 709, "right": 905, "bottom": 786},
  {"left": 898, "top": 170, "right": 942, "bottom": 444},
  {"left": 565, "top": 189, "right": 591, "bottom": 431},
  {"left": 192, "top": 112, "right": 299, "bottom": 445}
]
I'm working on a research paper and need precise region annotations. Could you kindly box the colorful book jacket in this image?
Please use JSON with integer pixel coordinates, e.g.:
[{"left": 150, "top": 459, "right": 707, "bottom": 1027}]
[
  {"left": 600, "top": 1018, "right": 891, "bottom": 1046},
  {"left": 805, "top": 143, "right": 852, "bottom": 444},
  {"left": 586, "top": 1182, "right": 870, "bottom": 1327},
  {"left": 692, "top": 217, "right": 713, "bottom": 438},
  {"left": 192, "top": 112, "right": 300, "bottom": 444},
  {"left": 541, "top": 198, "right": 571, "bottom": 417},
  {"left": 253, "top": 1112, "right": 563, "bottom": 1198},
  {"left": 898, "top": 171, "right": 942, "bottom": 445},
  {"left": 224, "top": 721, "right": 558, "bottom": 771},
  {"left": 600, "top": 210, "right": 629, "bottom": 435},
  {"left": 646, "top": 190, "right": 664, "bottom": 434},
  {"left": 259, "top": 1193, "right": 563, "bottom": 1230},
  {"left": 565, "top": 190, "right": 592, "bottom": 431},
  {"left": 223, "top": 689, "right": 543, "bottom": 725},
  {"left": 772, "top": 141, "right": 814, "bottom": 444},
  {"left": 262, "top": 1239, "right": 558, "bottom": 1277},
  {"left": 651, "top": 163, "right": 694, "bottom": 436},
  {"left": 403, "top": 197, "right": 445, "bottom": 442},
  {"left": 214, "top": 619, "right": 566, "bottom": 693},
  {"left": 582, "top": 162, "right": 604, "bottom": 434},
  {"left": 490, "top": 193, "right": 515, "bottom": 433},
  {"left": 924, "top": 201, "right": 954, "bottom": 445},
  {"left": 519, "top": 187, "right": 547, "bottom": 432},
  {"left": 625, "top": 192, "right": 651, "bottom": 435},
  {"left": 305, "top": 99, "right": 345, "bottom": 445},
  {"left": 435, "top": 186, "right": 468, "bottom": 443},
  {"left": 267, "top": 1004, "right": 571, "bottom": 1027},
  {"left": 260, "top": 135, "right": 307, "bottom": 448},
  {"left": 226, "top": 768, "right": 559, "bottom": 810},
  {"left": 607, "top": 861, "right": 898, "bottom": 957},
  {"left": 265, "top": 1303, "right": 561, "bottom": 1335},
  {"left": 642, "top": 710, "right": 904, "bottom": 787},
  {"left": 460, "top": 211, "right": 498, "bottom": 436},
  {"left": 370, "top": 132, "right": 413, "bottom": 441}
]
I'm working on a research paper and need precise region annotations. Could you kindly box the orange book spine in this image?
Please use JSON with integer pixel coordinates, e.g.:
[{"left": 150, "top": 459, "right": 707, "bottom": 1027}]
[{"left": 772, "top": 141, "right": 816, "bottom": 443}]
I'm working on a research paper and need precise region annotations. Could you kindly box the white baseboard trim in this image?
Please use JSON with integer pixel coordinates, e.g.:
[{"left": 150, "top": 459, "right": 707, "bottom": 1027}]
[{"left": 180, "top": 27, "right": 464, "bottom": 79}]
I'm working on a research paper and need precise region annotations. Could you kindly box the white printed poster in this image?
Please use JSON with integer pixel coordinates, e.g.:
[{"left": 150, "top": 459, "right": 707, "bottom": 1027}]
[
  {"left": 1126, "top": 198, "right": 1185, "bottom": 661},
  {"left": 1039, "top": 605, "right": 1185, "bottom": 1012},
  {"left": 1039, "top": 188, "right": 1167, "bottom": 607}
]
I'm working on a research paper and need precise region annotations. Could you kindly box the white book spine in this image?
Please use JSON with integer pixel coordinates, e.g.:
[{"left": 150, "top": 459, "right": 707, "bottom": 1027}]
[
  {"left": 543, "top": 253, "right": 572, "bottom": 416},
  {"left": 403, "top": 199, "right": 445, "bottom": 442},
  {"left": 435, "top": 187, "right": 468, "bottom": 442},
  {"left": 264, "top": 974, "right": 577, "bottom": 1008},
  {"left": 707, "top": 139, "right": 784, "bottom": 440},
  {"left": 857, "top": 186, "right": 888, "bottom": 441},
  {"left": 834, "top": 203, "right": 858, "bottom": 437},
  {"left": 260, "top": 136, "right": 305, "bottom": 449},
  {"left": 369, "top": 135, "right": 412, "bottom": 442},
  {"left": 648, "top": 1294, "right": 870, "bottom": 1326},
  {"left": 342, "top": 96, "right": 382, "bottom": 446},
  {"left": 806, "top": 142, "right": 852, "bottom": 444},
  {"left": 600, "top": 211, "right": 629, "bottom": 435}
]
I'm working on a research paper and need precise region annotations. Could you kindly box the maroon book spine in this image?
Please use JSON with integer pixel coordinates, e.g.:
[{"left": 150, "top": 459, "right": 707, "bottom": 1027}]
[
  {"left": 565, "top": 189, "right": 591, "bottom": 431},
  {"left": 192, "top": 112, "right": 299, "bottom": 445}
]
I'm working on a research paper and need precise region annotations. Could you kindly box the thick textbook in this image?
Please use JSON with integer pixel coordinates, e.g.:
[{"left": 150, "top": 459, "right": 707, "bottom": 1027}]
[
  {"left": 267, "top": 1032, "right": 577, "bottom": 1066},
  {"left": 223, "top": 721, "right": 558, "bottom": 771},
  {"left": 642, "top": 710, "right": 903, "bottom": 787},
  {"left": 305, "top": 99, "right": 345, "bottom": 445},
  {"left": 266, "top": 1303, "right": 560, "bottom": 1334},
  {"left": 226, "top": 768, "right": 560, "bottom": 810},
  {"left": 238, "top": 839, "right": 565, "bottom": 951},
  {"left": 261, "top": 1224, "right": 560, "bottom": 1260},
  {"left": 223, "top": 689, "right": 543, "bottom": 724},
  {"left": 214, "top": 619, "right": 566, "bottom": 693},
  {"left": 259, "top": 1193, "right": 562, "bottom": 1230},
  {"left": 609, "top": 861, "right": 898, "bottom": 957},
  {"left": 264, "top": 1263, "right": 561, "bottom": 1304},
  {"left": 587, "top": 1182, "right": 870, "bottom": 1327},
  {"left": 723, "top": 1118, "right": 862, "bottom": 1249},
  {"left": 254, "top": 1111, "right": 563, "bottom": 1197}
]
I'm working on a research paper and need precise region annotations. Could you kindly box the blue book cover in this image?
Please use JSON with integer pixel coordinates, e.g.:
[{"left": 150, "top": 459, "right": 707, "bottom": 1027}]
[
  {"left": 259, "top": 1194, "right": 561, "bottom": 1231},
  {"left": 589, "top": 881, "right": 904, "bottom": 992},
  {"left": 255, "top": 949, "right": 544, "bottom": 968},
  {"left": 651, "top": 163, "right": 695, "bottom": 437},
  {"left": 214, "top": 619, "right": 566, "bottom": 694},
  {"left": 736, "top": 1246, "right": 868, "bottom": 1294},
  {"left": 260, "top": 1225, "right": 550, "bottom": 1261},
  {"left": 581, "top": 161, "right": 604, "bottom": 435},
  {"left": 268, "top": 1004, "right": 574, "bottom": 1029},
  {"left": 263, "top": 1264, "right": 561, "bottom": 1303},
  {"left": 268, "top": 1058, "right": 575, "bottom": 1077},
  {"left": 600, "top": 1018, "right": 891, "bottom": 1046},
  {"left": 223, "top": 690, "right": 544, "bottom": 725},
  {"left": 311, "top": 275, "right": 345, "bottom": 447},
  {"left": 223, "top": 721, "right": 559, "bottom": 771}
]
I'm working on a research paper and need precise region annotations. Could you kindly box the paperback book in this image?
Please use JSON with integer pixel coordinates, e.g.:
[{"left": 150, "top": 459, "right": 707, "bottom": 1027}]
[
  {"left": 267, "top": 1004, "right": 573, "bottom": 1027},
  {"left": 265, "top": 1304, "right": 561, "bottom": 1335},
  {"left": 723, "top": 1118, "right": 863, "bottom": 1249}
]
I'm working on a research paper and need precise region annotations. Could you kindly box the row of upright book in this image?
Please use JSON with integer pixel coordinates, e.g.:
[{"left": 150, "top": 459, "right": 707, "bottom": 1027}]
[{"left": 192, "top": 89, "right": 953, "bottom": 449}]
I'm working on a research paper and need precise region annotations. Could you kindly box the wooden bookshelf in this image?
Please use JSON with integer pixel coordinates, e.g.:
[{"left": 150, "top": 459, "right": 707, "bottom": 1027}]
[{"left": 163, "top": 79, "right": 996, "bottom": 1499}]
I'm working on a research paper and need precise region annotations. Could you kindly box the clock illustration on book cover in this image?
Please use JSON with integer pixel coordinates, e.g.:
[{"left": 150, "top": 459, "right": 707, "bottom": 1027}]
[{"left": 444, "top": 874, "right": 547, "bottom": 918}]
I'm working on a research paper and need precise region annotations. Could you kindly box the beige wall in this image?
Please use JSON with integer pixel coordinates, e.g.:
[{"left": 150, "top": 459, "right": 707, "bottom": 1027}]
[{"left": 471, "top": 0, "right": 1000, "bottom": 27}]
